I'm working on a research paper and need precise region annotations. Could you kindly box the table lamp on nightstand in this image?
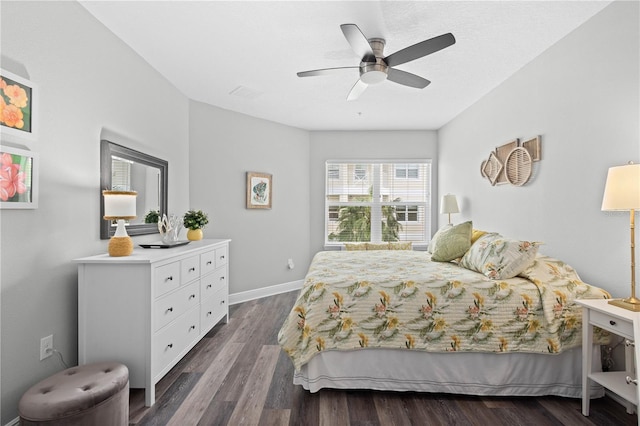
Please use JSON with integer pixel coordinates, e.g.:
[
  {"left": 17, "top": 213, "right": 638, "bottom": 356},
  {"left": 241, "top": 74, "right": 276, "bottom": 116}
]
[
  {"left": 602, "top": 162, "right": 640, "bottom": 311},
  {"left": 103, "top": 190, "right": 137, "bottom": 257},
  {"left": 440, "top": 194, "right": 459, "bottom": 224}
]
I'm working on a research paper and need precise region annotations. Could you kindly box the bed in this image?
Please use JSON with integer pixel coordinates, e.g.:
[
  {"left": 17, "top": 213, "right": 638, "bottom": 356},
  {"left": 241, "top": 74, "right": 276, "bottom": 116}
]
[{"left": 277, "top": 228, "right": 611, "bottom": 398}]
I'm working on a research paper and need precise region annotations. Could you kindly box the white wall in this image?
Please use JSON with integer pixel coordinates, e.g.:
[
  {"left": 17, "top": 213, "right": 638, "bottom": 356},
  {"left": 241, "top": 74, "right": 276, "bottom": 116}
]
[
  {"left": 309, "top": 131, "right": 439, "bottom": 253},
  {"left": 438, "top": 0, "right": 639, "bottom": 297},
  {"left": 0, "top": 2, "right": 190, "bottom": 423},
  {"left": 189, "top": 101, "right": 311, "bottom": 294}
]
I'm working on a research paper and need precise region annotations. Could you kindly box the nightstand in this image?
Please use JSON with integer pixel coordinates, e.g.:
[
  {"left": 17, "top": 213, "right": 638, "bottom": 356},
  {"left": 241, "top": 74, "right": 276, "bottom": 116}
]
[{"left": 577, "top": 298, "right": 640, "bottom": 423}]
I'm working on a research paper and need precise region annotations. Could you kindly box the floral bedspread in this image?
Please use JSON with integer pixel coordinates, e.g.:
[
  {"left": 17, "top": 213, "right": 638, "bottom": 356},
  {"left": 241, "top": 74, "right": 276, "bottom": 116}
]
[{"left": 278, "top": 250, "right": 610, "bottom": 371}]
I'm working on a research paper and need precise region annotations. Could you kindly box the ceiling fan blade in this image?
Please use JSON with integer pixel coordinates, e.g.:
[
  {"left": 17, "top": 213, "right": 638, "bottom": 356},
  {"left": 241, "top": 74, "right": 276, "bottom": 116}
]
[
  {"left": 384, "top": 33, "right": 456, "bottom": 67},
  {"left": 387, "top": 68, "right": 430, "bottom": 89},
  {"left": 347, "top": 79, "right": 368, "bottom": 101},
  {"left": 297, "top": 67, "right": 359, "bottom": 77},
  {"left": 340, "top": 24, "right": 376, "bottom": 63}
]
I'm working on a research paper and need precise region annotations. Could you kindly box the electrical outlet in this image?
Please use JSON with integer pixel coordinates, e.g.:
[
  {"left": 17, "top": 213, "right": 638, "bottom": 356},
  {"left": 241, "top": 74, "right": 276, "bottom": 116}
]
[{"left": 40, "top": 335, "right": 53, "bottom": 361}]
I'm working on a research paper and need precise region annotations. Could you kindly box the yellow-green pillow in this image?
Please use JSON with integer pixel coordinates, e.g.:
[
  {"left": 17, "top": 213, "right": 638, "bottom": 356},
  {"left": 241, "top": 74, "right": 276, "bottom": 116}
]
[
  {"left": 430, "top": 221, "right": 473, "bottom": 262},
  {"left": 344, "top": 243, "right": 367, "bottom": 251},
  {"left": 428, "top": 224, "right": 452, "bottom": 254},
  {"left": 388, "top": 242, "right": 412, "bottom": 250},
  {"left": 366, "top": 243, "right": 389, "bottom": 250}
]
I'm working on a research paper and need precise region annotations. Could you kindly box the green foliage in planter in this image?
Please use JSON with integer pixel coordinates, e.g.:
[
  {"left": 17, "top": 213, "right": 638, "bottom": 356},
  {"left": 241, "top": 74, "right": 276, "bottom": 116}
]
[
  {"left": 144, "top": 210, "right": 160, "bottom": 224},
  {"left": 183, "top": 209, "right": 209, "bottom": 230}
]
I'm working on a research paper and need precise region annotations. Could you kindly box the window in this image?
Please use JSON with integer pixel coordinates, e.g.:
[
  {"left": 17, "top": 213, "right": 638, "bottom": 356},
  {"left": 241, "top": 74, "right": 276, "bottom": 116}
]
[
  {"left": 328, "top": 165, "right": 340, "bottom": 180},
  {"left": 354, "top": 164, "right": 367, "bottom": 181},
  {"left": 395, "top": 164, "right": 420, "bottom": 179},
  {"left": 396, "top": 205, "right": 419, "bottom": 222},
  {"left": 325, "top": 161, "right": 431, "bottom": 244}
]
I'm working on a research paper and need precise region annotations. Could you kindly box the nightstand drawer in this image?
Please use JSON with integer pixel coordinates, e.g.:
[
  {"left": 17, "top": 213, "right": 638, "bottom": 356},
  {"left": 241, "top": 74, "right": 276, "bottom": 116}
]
[{"left": 590, "top": 309, "right": 633, "bottom": 339}]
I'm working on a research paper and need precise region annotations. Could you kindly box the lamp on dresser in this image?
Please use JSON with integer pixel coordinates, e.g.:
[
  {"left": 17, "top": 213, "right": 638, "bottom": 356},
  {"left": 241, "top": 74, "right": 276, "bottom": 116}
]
[
  {"left": 103, "top": 190, "right": 137, "bottom": 257},
  {"left": 440, "top": 194, "right": 459, "bottom": 224},
  {"left": 602, "top": 161, "right": 640, "bottom": 311}
]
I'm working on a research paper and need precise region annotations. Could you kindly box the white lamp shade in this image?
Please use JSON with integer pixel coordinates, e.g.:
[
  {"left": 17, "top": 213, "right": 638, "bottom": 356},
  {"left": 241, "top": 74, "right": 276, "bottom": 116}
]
[
  {"left": 440, "top": 194, "right": 459, "bottom": 214},
  {"left": 602, "top": 163, "right": 640, "bottom": 211},
  {"left": 103, "top": 190, "right": 137, "bottom": 219}
]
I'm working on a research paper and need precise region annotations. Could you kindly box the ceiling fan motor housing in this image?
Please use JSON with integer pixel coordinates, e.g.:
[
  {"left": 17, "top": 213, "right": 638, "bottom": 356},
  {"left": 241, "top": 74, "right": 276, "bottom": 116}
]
[{"left": 360, "top": 38, "right": 388, "bottom": 84}]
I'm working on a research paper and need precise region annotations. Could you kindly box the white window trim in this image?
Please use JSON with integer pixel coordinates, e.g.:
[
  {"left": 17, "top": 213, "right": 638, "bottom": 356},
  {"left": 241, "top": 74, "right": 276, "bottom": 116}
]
[{"left": 324, "top": 159, "right": 432, "bottom": 248}]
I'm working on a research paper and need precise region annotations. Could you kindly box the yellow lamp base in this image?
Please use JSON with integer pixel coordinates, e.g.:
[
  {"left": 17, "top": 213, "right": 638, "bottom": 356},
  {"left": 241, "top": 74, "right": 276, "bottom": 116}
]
[
  {"left": 608, "top": 298, "right": 640, "bottom": 312},
  {"left": 108, "top": 236, "right": 133, "bottom": 257}
]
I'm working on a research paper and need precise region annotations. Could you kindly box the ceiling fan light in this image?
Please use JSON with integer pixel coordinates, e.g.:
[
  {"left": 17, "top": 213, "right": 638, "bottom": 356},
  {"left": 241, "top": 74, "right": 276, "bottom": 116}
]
[{"left": 361, "top": 70, "right": 387, "bottom": 85}]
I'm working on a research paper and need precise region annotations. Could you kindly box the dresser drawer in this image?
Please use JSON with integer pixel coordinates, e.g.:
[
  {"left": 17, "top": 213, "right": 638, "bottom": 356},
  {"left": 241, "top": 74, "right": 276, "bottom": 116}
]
[
  {"left": 154, "top": 262, "right": 181, "bottom": 297},
  {"left": 154, "top": 281, "right": 200, "bottom": 332},
  {"left": 201, "top": 288, "right": 227, "bottom": 333},
  {"left": 200, "top": 250, "right": 217, "bottom": 276},
  {"left": 181, "top": 255, "right": 200, "bottom": 284},
  {"left": 153, "top": 306, "right": 200, "bottom": 376},
  {"left": 590, "top": 309, "right": 633, "bottom": 339},
  {"left": 200, "top": 268, "right": 227, "bottom": 300},
  {"left": 215, "top": 246, "right": 228, "bottom": 269}
]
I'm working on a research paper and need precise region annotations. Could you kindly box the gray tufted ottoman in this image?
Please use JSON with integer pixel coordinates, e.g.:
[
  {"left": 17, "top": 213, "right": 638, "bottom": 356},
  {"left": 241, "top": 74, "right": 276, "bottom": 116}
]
[{"left": 18, "top": 362, "right": 129, "bottom": 426}]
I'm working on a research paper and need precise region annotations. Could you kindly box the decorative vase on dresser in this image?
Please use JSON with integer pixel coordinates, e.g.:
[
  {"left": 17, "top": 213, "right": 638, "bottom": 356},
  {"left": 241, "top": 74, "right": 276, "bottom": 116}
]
[
  {"left": 75, "top": 239, "right": 230, "bottom": 407},
  {"left": 187, "top": 228, "right": 203, "bottom": 241}
]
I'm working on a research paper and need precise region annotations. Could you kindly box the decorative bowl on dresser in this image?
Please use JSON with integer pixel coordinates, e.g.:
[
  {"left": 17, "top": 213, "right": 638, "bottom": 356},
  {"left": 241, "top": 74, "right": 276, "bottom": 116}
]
[{"left": 75, "top": 239, "right": 230, "bottom": 406}]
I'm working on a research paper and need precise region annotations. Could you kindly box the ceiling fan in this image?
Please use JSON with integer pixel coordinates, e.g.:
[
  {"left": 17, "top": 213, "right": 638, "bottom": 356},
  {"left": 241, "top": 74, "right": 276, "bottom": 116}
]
[{"left": 297, "top": 24, "right": 456, "bottom": 101}]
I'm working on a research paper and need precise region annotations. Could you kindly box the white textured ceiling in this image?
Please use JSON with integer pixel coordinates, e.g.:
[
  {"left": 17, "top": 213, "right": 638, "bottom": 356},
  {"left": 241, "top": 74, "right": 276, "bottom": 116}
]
[{"left": 79, "top": 1, "right": 611, "bottom": 131}]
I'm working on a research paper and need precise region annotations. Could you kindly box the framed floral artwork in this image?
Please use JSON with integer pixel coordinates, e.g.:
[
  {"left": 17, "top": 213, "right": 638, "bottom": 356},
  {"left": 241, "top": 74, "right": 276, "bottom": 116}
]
[
  {"left": 1, "top": 69, "right": 37, "bottom": 141},
  {"left": 0, "top": 145, "right": 38, "bottom": 209},
  {"left": 246, "top": 172, "right": 272, "bottom": 209}
]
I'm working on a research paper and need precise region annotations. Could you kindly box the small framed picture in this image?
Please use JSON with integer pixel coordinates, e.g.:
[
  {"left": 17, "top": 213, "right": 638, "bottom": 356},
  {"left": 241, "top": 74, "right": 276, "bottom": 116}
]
[
  {"left": 0, "top": 145, "right": 38, "bottom": 209},
  {"left": 246, "top": 172, "right": 272, "bottom": 209},
  {"left": 1, "top": 69, "right": 37, "bottom": 141}
]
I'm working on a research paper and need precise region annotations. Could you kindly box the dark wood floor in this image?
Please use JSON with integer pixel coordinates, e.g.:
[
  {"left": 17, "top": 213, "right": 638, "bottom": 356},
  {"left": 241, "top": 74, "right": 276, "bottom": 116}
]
[{"left": 130, "top": 290, "right": 637, "bottom": 426}]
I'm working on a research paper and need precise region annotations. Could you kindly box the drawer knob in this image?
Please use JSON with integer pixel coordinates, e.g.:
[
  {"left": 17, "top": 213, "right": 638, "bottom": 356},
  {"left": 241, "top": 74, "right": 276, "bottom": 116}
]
[
  {"left": 221, "top": 300, "right": 225, "bottom": 305},
  {"left": 189, "top": 267, "right": 196, "bottom": 272},
  {"left": 167, "top": 343, "right": 173, "bottom": 349},
  {"left": 190, "top": 325, "right": 196, "bottom": 330},
  {"left": 207, "top": 311, "right": 212, "bottom": 316},
  {"left": 207, "top": 284, "right": 212, "bottom": 289},
  {"left": 626, "top": 339, "right": 635, "bottom": 347},
  {"left": 166, "top": 276, "right": 173, "bottom": 282},
  {"left": 206, "top": 261, "right": 212, "bottom": 265},
  {"left": 166, "top": 307, "right": 173, "bottom": 313},
  {"left": 189, "top": 294, "right": 196, "bottom": 300},
  {"left": 626, "top": 376, "right": 638, "bottom": 386},
  {"left": 220, "top": 276, "right": 225, "bottom": 281},
  {"left": 220, "top": 255, "right": 225, "bottom": 260},
  {"left": 609, "top": 320, "right": 616, "bottom": 326}
]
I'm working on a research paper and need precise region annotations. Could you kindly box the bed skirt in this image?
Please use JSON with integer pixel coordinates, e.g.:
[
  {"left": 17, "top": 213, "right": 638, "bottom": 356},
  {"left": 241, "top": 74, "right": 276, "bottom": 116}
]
[{"left": 293, "top": 346, "right": 604, "bottom": 398}]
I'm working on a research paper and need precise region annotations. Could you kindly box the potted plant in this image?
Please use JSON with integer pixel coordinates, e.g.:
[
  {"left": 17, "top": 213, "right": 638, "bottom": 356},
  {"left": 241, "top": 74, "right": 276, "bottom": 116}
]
[
  {"left": 144, "top": 210, "right": 160, "bottom": 224},
  {"left": 183, "top": 209, "right": 209, "bottom": 241}
]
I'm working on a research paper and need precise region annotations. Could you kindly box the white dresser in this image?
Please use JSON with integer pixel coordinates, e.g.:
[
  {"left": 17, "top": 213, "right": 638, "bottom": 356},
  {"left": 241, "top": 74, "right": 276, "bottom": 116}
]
[{"left": 76, "top": 239, "right": 230, "bottom": 406}]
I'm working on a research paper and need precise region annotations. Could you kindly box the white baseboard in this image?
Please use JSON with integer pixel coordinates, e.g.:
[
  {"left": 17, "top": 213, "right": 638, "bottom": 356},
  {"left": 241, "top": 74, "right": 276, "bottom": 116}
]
[{"left": 229, "top": 279, "right": 303, "bottom": 305}]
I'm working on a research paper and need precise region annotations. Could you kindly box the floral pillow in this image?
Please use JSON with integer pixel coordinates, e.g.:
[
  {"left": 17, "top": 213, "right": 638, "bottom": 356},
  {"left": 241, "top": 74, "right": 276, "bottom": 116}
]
[
  {"left": 430, "top": 221, "right": 472, "bottom": 262},
  {"left": 459, "top": 233, "right": 540, "bottom": 279}
]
